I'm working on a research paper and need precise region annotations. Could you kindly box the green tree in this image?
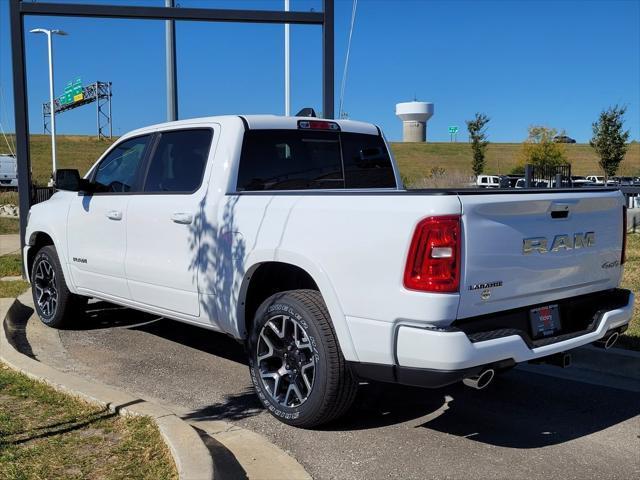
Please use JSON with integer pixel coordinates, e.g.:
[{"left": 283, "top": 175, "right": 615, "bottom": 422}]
[
  {"left": 466, "top": 113, "right": 490, "bottom": 177},
  {"left": 590, "top": 105, "right": 630, "bottom": 182},
  {"left": 519, "top": 126, "right": 569, "bottom": 168}
]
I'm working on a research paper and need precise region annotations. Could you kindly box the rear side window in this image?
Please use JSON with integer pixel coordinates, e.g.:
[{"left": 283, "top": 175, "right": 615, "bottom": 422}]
[
  {"left": 340, "top": 132, "right": 396, "bottom": 188},
  {"left": 144, "top": 129, "right": 212, "bottom": 193},
  {"left": 93, "top": 135, "right": 150, "bottom": 193},
  {"left": 237, "top": 129, "right": 395, "bottom": 191}
]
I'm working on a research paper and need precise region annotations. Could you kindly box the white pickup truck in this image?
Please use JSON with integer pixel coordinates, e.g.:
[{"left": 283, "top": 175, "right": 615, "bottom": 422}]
[{"left": 24, "top": 115, "right": 633, "bottom": 427}]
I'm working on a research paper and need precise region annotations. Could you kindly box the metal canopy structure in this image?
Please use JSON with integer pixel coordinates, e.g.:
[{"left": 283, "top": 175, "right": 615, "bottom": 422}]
[
  {"left": 10, "top": 0, "right": 335, "bottom": 249},
  {"left": 43, "top": 81, "right": 113, "bottom": 139}
]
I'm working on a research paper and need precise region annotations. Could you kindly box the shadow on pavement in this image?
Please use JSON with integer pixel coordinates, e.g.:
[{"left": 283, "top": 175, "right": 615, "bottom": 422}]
[
  {"left": 4, "top": 299, "right": 36, "bottom": 359},
  {"left": 66, "top": 304, "right": 640, "bottom": 447},
  {"left": 183, "top": 390, "right": 263, "bottom": 422},
  {"left": 417, "top": 368, "right": 640, "bottom": 448},
  {"left": 194, "top": 427, "right": 248, "bottom": 480},
  {"left": 325, "top": 369, "right": 639, "bottom": 449},
  {"left": 81, "top": 301, "right": 160, "bottom": 330},
  {"left": 131, "top": 317, "right": 248, "bottom": 366}
]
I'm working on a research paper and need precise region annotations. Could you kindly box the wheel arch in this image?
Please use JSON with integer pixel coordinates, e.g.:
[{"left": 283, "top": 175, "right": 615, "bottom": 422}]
[
  {"left": 26, "top": 229, "right": 77, "bottom": 294},
  {"left": 26, "top": 231, "right": 55, "bottom": 279},
  {"left": 237, "top": 255, "right": 358, "bottom": 362}
]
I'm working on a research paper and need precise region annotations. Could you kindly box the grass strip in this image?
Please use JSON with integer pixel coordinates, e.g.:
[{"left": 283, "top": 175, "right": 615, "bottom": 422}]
[{"left": 0, "top": 363, "right": 177, "bottom": 480}]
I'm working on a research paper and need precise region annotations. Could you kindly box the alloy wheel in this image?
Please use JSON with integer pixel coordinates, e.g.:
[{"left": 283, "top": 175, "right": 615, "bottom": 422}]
[
  {"left": 256, "top": 314, "right": 316, "bottom": 408},
  {"left": 34, "top": 258, "right": 58, "bottom": 318}
]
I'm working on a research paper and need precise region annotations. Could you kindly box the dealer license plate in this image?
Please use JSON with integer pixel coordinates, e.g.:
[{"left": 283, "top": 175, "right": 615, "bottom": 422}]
[{"left": 529, "top": 304, "right": 561, "bottom": 338}]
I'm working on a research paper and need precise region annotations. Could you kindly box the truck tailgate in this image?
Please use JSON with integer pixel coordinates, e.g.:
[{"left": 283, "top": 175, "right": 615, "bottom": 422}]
[{"left": 457, "top": 190, "right": 625, "bottom": 319}]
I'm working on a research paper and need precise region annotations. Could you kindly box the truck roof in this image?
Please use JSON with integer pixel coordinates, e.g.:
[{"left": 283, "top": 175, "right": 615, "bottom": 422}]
[{"left": 122, "top": 115, "right": 380, "bottom": 140}]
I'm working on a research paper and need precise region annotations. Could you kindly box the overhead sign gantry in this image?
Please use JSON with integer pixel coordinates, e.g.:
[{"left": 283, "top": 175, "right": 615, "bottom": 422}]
[
  {"left": 43, "top": 79, "right": 113, "bottom": 139},
  {"left": 10, "top": 0, "right": 335, "bottom": 251}
]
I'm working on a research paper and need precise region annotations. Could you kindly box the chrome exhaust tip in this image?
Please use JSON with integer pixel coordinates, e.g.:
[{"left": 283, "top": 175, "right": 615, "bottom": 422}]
[
  {"left": 462, "top": 368, "right": 495, "bottom": 390},
  {"left": 604, "top": 331, "right": 620, "bottom": 350},
  {"left": 595, "top": 331, "right": 620, "bottom": 350}
]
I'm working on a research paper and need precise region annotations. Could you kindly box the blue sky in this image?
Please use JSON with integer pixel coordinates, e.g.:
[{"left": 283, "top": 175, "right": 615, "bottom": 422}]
[{"left": 0, "top": 0, "right": 638, "bottom": 142}]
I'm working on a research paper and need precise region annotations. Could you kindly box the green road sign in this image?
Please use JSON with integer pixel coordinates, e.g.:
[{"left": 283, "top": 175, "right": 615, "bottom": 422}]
[
  {"left": 58, "top": 78, "right": 83, "bottom": 106},
  {"left": 448, "top": 126, "right": 459, "bottom": 134}
]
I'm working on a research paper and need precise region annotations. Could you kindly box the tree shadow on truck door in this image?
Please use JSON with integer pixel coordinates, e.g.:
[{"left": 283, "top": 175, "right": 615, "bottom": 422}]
[{"left": 188, "top": 195, "right": 246, "bottom": 335}]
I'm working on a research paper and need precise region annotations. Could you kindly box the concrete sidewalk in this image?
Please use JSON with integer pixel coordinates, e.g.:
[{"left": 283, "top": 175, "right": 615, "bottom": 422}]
[{"left": 0, "top": 234, "right": 20, "bottom": 255}]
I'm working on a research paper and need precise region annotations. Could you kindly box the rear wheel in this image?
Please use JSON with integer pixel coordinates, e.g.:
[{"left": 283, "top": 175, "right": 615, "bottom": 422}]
[
  {"left": 248, "top": 290, "right": 357, "bottom": 428},
  {"left": 31, "top": 245, "right": 86, "bottom": 328}
]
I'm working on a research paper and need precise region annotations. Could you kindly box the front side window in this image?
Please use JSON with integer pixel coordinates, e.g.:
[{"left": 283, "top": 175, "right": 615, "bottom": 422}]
[
  {"left": 237, "top": 129, "right": 395, "bottom": 191},
  {"left": 144, "top": 129, "right": 213, "bottom": 193},
  {"left": 93, "top": 135, "right": 150, "bottom": 193}
]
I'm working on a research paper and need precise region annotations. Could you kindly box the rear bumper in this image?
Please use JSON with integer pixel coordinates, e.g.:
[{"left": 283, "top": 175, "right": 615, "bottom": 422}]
[{"left": 350, "top": 289, "right": 634, "bottom": 388}]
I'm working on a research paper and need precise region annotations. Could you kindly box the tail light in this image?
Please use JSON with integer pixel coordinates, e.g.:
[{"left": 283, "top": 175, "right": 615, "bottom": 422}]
[
  {"left": 622, "top": 206, "right": 627, "bottom": 265},
  {"left": 404, "top": 215, "right": 461, "bottom": 293}
]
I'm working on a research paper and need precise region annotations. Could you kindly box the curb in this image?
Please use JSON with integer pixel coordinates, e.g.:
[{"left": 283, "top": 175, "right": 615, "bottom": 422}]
[
  {"left": 0, "top": 297, "right": 215, "bottom": 480},
  {"left": 1, "top": 276, "right": 23, "bottom": 282}
]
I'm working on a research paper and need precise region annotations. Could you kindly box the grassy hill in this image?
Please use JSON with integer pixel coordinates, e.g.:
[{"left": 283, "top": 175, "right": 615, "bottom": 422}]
[
  {"left": 392, "top": 141, "right": 640, "bottom": 186},
  {"left": 3, "top": 134, "right": 639, "bottom": 186}
]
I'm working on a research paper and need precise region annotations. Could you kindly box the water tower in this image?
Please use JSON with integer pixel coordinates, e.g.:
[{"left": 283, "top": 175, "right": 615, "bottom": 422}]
[{"left": 395, "top": 101, "right": 434, "bottom": 142}]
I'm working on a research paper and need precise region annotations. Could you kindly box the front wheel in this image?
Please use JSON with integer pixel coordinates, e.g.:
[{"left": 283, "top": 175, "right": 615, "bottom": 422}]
[
  {"left": 31, "top": 245, "right": 86, "bottom": 329},
  {"left": 248, "top": 290, "right": 358, "bottom": 428}
]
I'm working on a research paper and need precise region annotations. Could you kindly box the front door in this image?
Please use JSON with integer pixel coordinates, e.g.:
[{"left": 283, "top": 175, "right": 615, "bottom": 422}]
[
  {"left": 67, "top": 134, "right": 151, "bottom": 299},
  {"left": 125, "top": 127, "right": 215, "bottom": 318}
]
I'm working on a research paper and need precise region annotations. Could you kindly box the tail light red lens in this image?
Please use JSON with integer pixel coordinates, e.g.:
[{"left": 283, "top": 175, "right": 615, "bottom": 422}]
[
  {"left": 622, "top": 206, "right": 627, "bottom": 265},
  {"left": 404, "top": 215, "right": 461, "bottom": 293}
]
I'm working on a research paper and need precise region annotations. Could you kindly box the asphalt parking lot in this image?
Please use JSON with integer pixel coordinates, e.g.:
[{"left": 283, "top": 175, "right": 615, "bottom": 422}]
[{"left": 20, "top": 302, "right": 640, "bottom": 480}]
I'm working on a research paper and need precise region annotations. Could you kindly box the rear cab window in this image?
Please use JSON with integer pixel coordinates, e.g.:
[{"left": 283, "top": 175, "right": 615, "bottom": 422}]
[{"left": 236, "top": 129, "right": 396, "bottom": 191}]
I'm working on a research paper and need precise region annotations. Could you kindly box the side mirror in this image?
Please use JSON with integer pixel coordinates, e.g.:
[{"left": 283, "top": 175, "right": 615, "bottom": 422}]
[{"left": 54, "top": 169, "right": 81, "bottom": 191}]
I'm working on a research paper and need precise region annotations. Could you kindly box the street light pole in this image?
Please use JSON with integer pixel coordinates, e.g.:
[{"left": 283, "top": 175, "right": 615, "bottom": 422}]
[
  {"left": 284, "top": 0, "right": 290, "bottom": 116},
  {"left": 165, "top": 0, "right": 178, "bottom": 121},
  {"left": 30, "top": 28, "right": 67, "bottom": 176}
]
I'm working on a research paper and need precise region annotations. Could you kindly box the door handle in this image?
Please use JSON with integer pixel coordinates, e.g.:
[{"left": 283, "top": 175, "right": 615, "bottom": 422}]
[
  {"left": 171, "top": 212, "right": 193, "bottom": 225},
  {"left": 106, "top": 210, "right": 123, "bottom": 221}
]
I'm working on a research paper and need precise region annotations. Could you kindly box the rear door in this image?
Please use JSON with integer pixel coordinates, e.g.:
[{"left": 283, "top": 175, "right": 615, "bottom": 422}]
[
  {"left": 125, "top": 127, "right": 215, "bottom": 318},
  {"left": 457, "top": 190, "right": 625, "bottom": 318}
]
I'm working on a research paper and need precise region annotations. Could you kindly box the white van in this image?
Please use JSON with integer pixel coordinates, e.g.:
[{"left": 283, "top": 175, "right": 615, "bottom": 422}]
[{"left": 0, "top": 154, "right": 18, "bottom": 189}]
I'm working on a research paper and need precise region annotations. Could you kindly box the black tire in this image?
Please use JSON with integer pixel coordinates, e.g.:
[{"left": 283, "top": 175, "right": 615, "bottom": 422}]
[
  {"left": 31, "top": 245, "right": 86, "bottom": 329},
  {"left": 248, "top": 289, "right": 358, "bottom": 428}
]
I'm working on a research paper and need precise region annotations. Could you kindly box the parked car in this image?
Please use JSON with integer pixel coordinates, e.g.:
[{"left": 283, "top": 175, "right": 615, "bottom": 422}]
[
  {"left": 476, "top": 175, "right": 500, "bottom": 188},
  {"left": 24, "top": 114, "right": 634, "bottom": 427},
  {"left": 614, "top": 176, "right": 635, "bottom": 186},
  {"left": 0, "top": 154, "right": 18, "bottom": 189},
  {"left": 500, "top": 175, "right": 523, "bottom": 188},
  {"left": 572, "top": 179, "right": 596, "bottom": 188},
  {"left": 514, "top": 179, "right": 549, "bottom": 188},
  {"left": 586, "top": 175, "right": 605, "bottom": 185},
  {"left": 553, "top": 135, "right": 576, "bottom": 144}
]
